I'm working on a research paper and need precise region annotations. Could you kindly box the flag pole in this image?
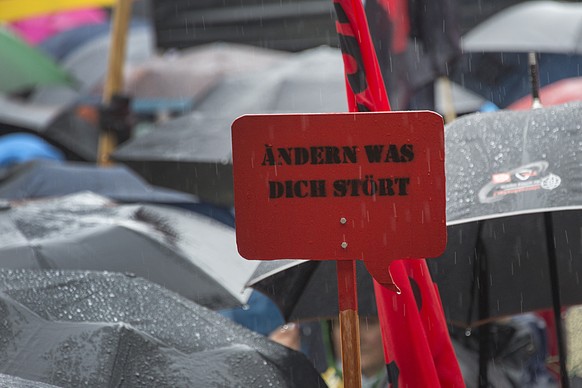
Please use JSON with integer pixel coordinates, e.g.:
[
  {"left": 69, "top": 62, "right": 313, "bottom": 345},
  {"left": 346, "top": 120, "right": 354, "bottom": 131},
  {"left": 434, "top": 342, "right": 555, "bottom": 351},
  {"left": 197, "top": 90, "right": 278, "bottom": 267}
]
[{"left": 98, "top": 0, "right": 132, "bottom": 166}]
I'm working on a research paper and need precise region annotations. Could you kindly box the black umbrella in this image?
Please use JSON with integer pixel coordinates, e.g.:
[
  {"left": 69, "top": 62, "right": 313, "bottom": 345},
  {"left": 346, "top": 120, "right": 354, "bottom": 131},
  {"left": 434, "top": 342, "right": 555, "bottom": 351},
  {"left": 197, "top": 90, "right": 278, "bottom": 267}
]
[
  {"left": 428, "top": 102, "right": 582, "bottom": 323},
  {"left": 249, "top": 259, "right": 377, "bottom": 322},
  {"left": 427, "top": 102, "right": 582, "bottom": 386},
  {"left": 0, "top": 269, "right": 325, "bottom": 387},
  {"left": 0, "top": 192, "right": 256, "bottom": 309}
]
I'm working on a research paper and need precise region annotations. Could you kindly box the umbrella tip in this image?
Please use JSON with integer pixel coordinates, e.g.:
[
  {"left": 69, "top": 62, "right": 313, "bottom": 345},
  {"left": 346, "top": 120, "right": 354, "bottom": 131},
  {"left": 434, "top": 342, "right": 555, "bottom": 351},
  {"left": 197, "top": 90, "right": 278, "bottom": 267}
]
[{"left": 528, "top": 52, "right": 543, "bottom": 109}]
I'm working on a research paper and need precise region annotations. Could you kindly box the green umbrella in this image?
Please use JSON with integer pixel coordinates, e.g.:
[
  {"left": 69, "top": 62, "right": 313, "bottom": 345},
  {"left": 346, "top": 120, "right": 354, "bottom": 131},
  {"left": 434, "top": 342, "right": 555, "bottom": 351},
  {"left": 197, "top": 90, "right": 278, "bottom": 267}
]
[{"left": 0, "top": 27, "right": 73, "bottom": 93}]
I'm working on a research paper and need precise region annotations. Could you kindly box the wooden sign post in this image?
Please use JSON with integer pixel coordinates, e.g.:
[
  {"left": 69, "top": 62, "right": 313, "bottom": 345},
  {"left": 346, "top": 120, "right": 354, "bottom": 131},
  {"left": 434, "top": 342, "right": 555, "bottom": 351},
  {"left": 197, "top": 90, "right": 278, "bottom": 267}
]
[{"left": 232, "top": 111, "right": 446, "bottom": 387}]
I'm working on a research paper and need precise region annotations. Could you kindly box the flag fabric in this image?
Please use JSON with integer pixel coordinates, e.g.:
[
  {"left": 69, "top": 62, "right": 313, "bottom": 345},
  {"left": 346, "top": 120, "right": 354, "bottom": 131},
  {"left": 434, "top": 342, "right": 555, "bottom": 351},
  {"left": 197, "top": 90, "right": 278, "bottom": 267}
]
[
  {"left": 332, "top": 1, "right": 464, "bottom": 386},
  {"left": 332, "top": 0, "right": 391, "bottom": 112}
]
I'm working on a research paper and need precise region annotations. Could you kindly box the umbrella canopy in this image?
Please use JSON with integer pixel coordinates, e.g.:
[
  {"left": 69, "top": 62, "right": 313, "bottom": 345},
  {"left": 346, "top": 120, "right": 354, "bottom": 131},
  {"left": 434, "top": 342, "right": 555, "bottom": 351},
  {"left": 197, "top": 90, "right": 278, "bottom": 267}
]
[
  {"left": 0, "top": 100, "right": 102, "bottom": 162},
  {"left": 123, "top": 42, "right": 289, "bottom": 101},
  {"left": 451, "top": 1, "right": 582, "bottom": 109},
  {"left": 112, "top": 46, "right": 348, "bottom": 206},
  {"left": 461, "top": 1, "right": 582, "bottom": 54},
  {"left": 0, "top": 268, "right": 325, "bottom": 387},
  {"left": 0, "top": 160, "right": 235, "bottom": 226},
  {"left": 113, "top": 113, "right": 236, "bottom": 207},
  {"left": 0, "top": 160, "right": 197, "bottom": 204},
  {"left": 150, "top": 0, "right": 338, "bottom": 52},
  {"left": 248, "top": 259, "right": 377, "bottom": 322},
  {"left": 427, "top": 102, "right": 582, "bottom": 326},
  {"left": 30, "top": 22, "right": 154, "bottom": 107},
  {"left": 0, "top": 133, "right": 64, "bottom": 166},
  {"left": 0, "top": 27, "right": 72, "bottom": 93},
  {"left": 0, "top": 191, "right": 256, "bottom": 309}
]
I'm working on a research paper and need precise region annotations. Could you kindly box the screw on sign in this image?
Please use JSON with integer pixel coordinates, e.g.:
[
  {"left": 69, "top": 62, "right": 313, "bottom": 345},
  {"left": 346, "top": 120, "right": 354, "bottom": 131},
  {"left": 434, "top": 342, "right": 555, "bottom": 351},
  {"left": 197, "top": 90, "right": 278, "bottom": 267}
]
[{"left": 231, "top": 111, "right": 446, "bottom": 387}]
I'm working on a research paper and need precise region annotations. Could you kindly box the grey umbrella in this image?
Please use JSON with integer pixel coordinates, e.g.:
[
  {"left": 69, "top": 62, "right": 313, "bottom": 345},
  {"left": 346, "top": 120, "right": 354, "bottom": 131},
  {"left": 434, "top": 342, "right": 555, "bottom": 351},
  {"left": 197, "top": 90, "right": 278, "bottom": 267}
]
[
  {"left": 123, "top": 42, "right": 289, "bottom": 100},
  {"left": 0, "top": 269, "right": 325, "bottom": 387},
  {"left": 0, "top": 160, "right": 198, "bottom": 204},
  {"left": 0, "top": 192, "right": 256, "bottom": 309},
  {"left": 451, "top": 1, "right": 582, "bottom": 109},
  {"left": 30, "top": 23, "right": 154, "bottom": 108},
  {"left": 461, "top": 1, "right": 582, "bottom": 54}
]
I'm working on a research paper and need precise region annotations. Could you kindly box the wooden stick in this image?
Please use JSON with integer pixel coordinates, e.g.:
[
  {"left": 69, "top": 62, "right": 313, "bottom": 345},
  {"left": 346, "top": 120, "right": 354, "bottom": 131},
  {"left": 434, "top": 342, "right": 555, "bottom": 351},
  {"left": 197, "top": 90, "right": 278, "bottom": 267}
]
[
  {"left": 98, "top": 0, "right": 132, "bottom": 166},
  {"left": 337, "top": 260, "right": 362, "bottom": 388}
]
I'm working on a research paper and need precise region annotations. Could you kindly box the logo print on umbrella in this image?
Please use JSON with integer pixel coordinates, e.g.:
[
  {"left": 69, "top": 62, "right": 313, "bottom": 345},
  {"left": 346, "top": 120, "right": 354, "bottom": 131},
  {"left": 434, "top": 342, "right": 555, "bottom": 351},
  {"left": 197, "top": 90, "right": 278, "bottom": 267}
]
[{"left": 479, "top": 161, "right": 561, "bottom": 203}]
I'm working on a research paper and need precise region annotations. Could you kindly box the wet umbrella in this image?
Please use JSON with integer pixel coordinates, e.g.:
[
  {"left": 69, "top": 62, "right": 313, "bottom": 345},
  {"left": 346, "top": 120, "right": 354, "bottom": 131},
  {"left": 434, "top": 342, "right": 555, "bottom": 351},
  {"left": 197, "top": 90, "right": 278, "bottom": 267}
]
[
  {"left": 0, "top": 191, "right": 256, "bottom": 309},
  {"left": 112, "top": 113, "right": 236, "bottom": 207},
  {"left": 123, "top": 42, "right": 289, "bottom": 101},
  {"left": 426, "top": 102, "right": 582, "bottom": 385},
  {"left": 30, "top": 22, "right": 153, "bottom": 108},
  {"left": 0, "top": 94, "right": 60, "bottom": 132},
  {"left": 112, "top": 46, "right": 348, "bottom": 206},
  {"left": 0, "top": 160, "right": 197, "bottom": 204},
  {"left": 451, "top": 1, "right": 582, "bottom": 109},
  {"left": 0, "top": 27, "right": 72, "bottom": 93},
  {"left": 0, "top": 374, "right": 59, "bottom": 388},
  {"left": 428, "top": 102, "right": 582, "bottom": 324},
  {"left": 0, "top": 159, "right": 235, "bottom": 226},
  {"left": 248, "top": 259, "right": 377, "bottom": 322},
  {"left": 460, "top": 1, "right": 582, "bottom": 54},
  {"left": 0, "top": 268, "right": 325, "bottom": 387},
  {"left": 0, "top": 99, "right": 103, "bottom": 162}
]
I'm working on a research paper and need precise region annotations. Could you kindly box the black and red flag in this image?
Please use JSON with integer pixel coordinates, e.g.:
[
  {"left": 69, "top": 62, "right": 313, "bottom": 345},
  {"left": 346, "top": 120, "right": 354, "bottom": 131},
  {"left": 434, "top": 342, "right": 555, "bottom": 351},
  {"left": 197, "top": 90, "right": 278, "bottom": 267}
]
[{"left": 332, "top": 0, "right": 464, "bottom": 386}]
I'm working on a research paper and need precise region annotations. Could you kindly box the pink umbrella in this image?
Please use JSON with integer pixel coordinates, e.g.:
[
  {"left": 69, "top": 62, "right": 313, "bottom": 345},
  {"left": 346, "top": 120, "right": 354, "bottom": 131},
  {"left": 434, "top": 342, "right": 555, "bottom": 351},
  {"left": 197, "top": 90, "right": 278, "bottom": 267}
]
[
  {"left": 8, "top": 8, "right": 107, "bottom": 45},
  {"left": 508, "top": 77, "right": 582, "bottom": 110}
]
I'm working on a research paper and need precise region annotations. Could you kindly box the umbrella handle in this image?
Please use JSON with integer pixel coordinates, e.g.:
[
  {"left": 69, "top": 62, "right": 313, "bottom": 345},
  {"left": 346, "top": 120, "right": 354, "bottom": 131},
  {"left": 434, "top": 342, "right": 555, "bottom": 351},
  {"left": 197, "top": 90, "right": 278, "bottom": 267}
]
[{"left": 337, "top": 260, "right": 362, "bottom": 388}]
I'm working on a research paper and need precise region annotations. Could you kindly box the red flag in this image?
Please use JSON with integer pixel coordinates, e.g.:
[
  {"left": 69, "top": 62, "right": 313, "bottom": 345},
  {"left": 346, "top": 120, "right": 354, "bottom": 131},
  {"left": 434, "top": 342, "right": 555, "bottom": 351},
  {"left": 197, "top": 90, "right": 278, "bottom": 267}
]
[{"left": 332, "top": 1, "right": 465, "bottom": 386}]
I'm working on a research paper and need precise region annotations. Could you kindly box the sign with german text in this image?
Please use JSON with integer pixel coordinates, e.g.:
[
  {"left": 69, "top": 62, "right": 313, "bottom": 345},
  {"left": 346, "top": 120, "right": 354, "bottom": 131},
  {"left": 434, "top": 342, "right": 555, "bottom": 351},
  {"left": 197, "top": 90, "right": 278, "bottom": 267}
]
[{"left": 231, "top": 111, "right": 446, "bottom": 286}]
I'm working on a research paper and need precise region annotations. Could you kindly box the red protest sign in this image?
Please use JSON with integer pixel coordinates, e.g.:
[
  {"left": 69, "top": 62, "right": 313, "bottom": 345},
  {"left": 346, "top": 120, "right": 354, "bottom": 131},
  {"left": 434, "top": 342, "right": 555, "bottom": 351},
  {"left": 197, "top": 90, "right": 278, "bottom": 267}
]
[{"left": 231, "top": 111, "right": 446, "bottom": 287}]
